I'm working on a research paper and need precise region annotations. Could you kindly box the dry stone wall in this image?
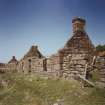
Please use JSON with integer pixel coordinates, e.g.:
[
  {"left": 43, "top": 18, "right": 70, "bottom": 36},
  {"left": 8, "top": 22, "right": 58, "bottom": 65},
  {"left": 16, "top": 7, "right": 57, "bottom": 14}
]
[
  {"left": 1, "top": 17, "right": 105, "bottom": 85},
  {"left": 95, "top": 56, "right": 105, "bottom": 87},
  {"left": 17, "top": 57, "right": 45, "bottom": 74},
  {"left": 46, "top": 54, "right": 61, "bottom": 77},
  {"left": 62, "top": 54, "right": 89, "bottom": 79}
]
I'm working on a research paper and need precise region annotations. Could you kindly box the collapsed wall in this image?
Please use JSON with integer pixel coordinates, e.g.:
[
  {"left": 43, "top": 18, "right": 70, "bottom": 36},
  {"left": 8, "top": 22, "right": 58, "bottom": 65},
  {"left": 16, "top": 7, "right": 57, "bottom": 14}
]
[
  {"left": 0, "top": 56, "right": 18, "bottom": 73},
  {"left": 94, "top": 53, "right": 105, "bottom": 87},
  {"left": 0, "top": 63, "right": 8, "bottom": 73}
]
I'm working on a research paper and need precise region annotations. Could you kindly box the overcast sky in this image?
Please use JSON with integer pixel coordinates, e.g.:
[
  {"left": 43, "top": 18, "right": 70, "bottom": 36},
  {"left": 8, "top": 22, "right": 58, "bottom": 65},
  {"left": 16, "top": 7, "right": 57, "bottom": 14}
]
[{"left": 0, "top": 0, "right": 105, "bottom": 62}]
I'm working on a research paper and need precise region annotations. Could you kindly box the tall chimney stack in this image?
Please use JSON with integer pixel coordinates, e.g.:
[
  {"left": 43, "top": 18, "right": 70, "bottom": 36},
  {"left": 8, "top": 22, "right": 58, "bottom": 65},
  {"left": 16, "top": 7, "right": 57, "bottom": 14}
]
[{"left": 72, "top": 17, "right": 86, "bottom": 32}]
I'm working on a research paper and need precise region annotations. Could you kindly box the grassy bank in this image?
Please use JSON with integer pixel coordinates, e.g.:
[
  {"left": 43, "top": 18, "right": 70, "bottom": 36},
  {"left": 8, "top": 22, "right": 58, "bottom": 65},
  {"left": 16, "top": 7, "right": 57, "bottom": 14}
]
[{"left": 0, "top": 73, "right": 105, "bottom": 105}]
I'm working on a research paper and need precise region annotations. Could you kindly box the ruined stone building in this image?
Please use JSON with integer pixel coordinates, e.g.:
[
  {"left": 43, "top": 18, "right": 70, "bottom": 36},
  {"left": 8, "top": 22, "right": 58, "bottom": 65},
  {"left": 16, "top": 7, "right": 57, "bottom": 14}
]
[{"left": 0, "top": 17, "right": 105, "bottom": 87}]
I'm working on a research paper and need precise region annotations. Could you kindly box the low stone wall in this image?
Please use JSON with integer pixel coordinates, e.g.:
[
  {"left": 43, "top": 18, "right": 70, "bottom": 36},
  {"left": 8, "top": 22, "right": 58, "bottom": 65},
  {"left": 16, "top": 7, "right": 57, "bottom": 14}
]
[
  {"left": 17, "top": 57, "right": 46, "bottom": 73},
  {"left": 0, "top": 63, "right": 17, "bottom": 73},
  {"left": 62, "top": 53, "right": 89, "bottom": 79},
  {"left": 46, "top": 54, "right": 61, "bottom": 77},
  {"left": 95, "top": 56, "right": 105, "bottom": 87}
]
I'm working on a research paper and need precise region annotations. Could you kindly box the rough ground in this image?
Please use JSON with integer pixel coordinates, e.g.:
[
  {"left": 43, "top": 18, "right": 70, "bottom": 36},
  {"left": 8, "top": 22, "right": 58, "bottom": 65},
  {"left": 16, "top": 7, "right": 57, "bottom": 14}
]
[{"left": 0, "top": 73, "right": 105, "bottom": 105}]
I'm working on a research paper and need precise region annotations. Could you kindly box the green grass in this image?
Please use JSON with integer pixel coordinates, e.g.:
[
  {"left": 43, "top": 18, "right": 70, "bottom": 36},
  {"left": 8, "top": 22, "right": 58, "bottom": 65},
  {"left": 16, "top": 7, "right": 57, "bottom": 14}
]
[
  {"left": 91, "top": 69, "right": 101, "bottom": 82},
  {"left": 0, "top": 72, "right": 105, "bottom": 105}
]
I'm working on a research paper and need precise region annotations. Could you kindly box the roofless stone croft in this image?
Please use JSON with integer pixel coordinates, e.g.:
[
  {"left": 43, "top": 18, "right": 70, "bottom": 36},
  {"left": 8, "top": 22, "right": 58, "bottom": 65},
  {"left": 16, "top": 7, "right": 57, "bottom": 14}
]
[{"left": 0, "top": 17, "right": 105, "bottom": 87}]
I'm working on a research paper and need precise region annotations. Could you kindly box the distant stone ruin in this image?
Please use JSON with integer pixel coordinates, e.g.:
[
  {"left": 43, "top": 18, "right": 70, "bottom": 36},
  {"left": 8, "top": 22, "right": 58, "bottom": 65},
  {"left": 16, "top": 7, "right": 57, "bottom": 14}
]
[{"left": 0, "top": 17, "right": 105, "bottom": 87}]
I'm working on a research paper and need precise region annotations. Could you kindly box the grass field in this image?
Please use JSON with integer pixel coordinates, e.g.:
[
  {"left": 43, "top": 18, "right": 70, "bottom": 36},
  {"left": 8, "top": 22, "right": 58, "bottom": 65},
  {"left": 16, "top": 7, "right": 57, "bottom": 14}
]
[{"left": 0, "top": 72, "right": 105, "bottom": 105}]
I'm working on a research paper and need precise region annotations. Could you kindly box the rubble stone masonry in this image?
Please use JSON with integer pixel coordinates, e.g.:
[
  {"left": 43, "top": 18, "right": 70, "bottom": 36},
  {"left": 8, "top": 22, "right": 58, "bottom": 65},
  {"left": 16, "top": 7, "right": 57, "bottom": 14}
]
[{"left": 0, "top": 17, "right": 105, "bottom": 87}]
